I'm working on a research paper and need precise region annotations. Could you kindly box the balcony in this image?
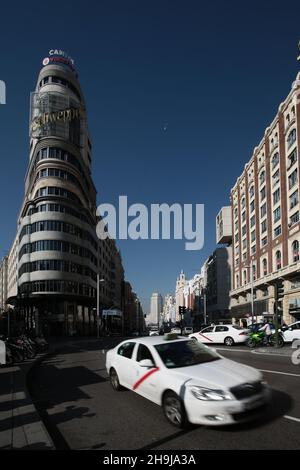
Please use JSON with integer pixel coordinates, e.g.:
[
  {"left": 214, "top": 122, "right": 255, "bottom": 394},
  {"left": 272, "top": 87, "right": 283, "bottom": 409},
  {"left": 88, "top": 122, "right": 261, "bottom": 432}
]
[{"left": 284, "top": 116, "right": 296, "bottom": 134}]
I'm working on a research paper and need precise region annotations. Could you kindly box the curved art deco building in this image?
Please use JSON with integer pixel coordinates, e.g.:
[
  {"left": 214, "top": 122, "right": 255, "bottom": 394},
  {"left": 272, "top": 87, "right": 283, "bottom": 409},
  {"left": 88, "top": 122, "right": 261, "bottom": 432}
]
[{"left": 17, "top": 53, "right": 100, "bottom": 335}]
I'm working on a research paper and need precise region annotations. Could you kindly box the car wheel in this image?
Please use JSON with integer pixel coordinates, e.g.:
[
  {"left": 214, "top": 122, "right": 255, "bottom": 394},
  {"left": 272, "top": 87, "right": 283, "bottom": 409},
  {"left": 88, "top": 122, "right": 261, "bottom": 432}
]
[
  {"left": 110, "top": 368, "right": 122, "bottom": 391},
  {"left": 162, "top": 391, "right": 187, "bottom": 428},
  {"left": 224, "top": 336, "right": 234, "bottom": 347},
  {"left": 190, "top": 336, "right": 197, "bottom": 342}
]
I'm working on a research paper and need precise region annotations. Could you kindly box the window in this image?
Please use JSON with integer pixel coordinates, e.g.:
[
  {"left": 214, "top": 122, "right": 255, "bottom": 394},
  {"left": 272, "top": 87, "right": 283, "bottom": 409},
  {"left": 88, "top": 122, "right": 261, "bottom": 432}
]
[
  {"left": 260, "top": 203, "right": 266, "bottom": 217},
  {"left": 262, "top": 258, "right": 268, "bottom": 276},
  {"left": 272, "top": 152, "right": 279, "bottom": 169},
  {"left": 287, "top": 149, "right": 297, "bottom": 169},
  {"left": 243, "top": 270, "right": 247, "bottom": 285},
  {"left": 292, "top": 240, "right": 299, "bottom": 262},
  {"left": 260, "top": 187, "right": 266, "bottom": 201},
  {"left": 242, "top": 211, "right": 246, "bottom": 222},
  {"left": 250, "top": 215, "right": 255, "bottom": 227},
  {"left": 117, "top": 342, "right": 135, "bottom": 359},
  {"left": 251, "top": 245, "right": 256, "bottom": 255},
  {"left": 249, "top": 185, "right": 255, "bottom": 199},
  {"left": 274, "top": 225, "right": 281, "bottom": 238},
  {"left": 201, "top": 326, "right": 214, "bottom": 333},
  {"left": 241, "top": 197, "right": 246, "bottom": 209},
  {"left": 235, "top": 233, "right": 239, "bottom": 243},
  {"left": 261, "top": 220, "right": 267, "bottom": 233},
  {"left": 272, "top": 169, "right": 280, "bottom": 186},
  {"left": 290, "top": 190, "right": 299, "bottom": 210},
  {"left": 259, "top": 170, "right": 265, "bottom": 186},
  {"left": 261, "top": 236, "right": 268, "bottom": 247},
  {"left": 242, "top": 239, "right": 247, "bottom": 250},
  {"left": 234, "top": 207, "right": 238, "bottom": 219},
  {"left": 273, "top": 207, "right": 281, "bottom": 223},
  {"left": 236, "top": 274, "right": 239, "bottom": 288},
  {"left": 137, "top": 344, "right": 155, "bottom": 364},
  {"left": 252, "top": 264, "right": 256, "bottom": 280},
  {"left": 273, "top": 188, "right": 280, "bottom": 205},
  {"left": 215, "top": 326, "right": 229, "bottom": 332},
  {"left": 287, "top": 128, "right": 296, "bottom": 149},
  {"left": 251, "top": 230, "right": 256, "bottom": 242},
  {"left": 250, "top": 200, "right": 255, "bottom": 213},
  {"left": 242, "top": 225, "right": 246, "bottom": 236},
  {"left": 289, "top": 169, "right": 298, "bottom": 190},
  {"left": 275, "top": 250, "right": 282, "bottom": 270},
  {"left": 290, "top": 211, "right": 299, "bottom": 226}
]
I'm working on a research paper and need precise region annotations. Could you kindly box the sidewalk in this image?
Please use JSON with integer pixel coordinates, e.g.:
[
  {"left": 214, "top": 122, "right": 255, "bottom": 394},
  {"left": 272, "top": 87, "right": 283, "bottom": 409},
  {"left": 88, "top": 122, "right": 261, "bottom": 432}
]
[
  {"left": 0, "top": 336, "right": 107, "bottom": 450},
  {"left": 0, "top": 350, "right": 55, "bottom": 450}
]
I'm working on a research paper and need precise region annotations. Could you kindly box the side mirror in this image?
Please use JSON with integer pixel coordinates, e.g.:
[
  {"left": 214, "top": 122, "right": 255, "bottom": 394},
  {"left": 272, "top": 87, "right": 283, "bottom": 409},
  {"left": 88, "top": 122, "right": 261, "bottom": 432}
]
[
  {"left": 289, "top": 327, "right": 293, "bottom": 331},
  {"left": 139, "top": 359, "right": 155, "bottom": 368}
]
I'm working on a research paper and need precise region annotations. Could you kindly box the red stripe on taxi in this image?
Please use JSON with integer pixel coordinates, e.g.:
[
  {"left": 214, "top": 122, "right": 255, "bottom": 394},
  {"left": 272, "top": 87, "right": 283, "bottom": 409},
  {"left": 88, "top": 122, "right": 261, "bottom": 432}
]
[{"left": 133, "top": 367, "right": 160, "bottom": 390}]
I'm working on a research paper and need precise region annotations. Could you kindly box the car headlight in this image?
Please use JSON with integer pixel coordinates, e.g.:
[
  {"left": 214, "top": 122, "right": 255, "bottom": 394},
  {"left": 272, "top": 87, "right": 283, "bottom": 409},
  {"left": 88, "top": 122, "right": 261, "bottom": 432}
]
[{"left": 189, "top": 386, "right": 232, "bottom": 401}]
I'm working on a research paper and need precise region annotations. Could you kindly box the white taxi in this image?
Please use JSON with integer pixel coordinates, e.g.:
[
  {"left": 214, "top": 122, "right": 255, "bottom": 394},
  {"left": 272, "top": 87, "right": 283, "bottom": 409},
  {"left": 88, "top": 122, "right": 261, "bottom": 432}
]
[
  {"left": 189, "top": 324, "right": 248, "bottom": 346},
  {"left": 105, "top": 334, "right": 271, "bottom": 427}
]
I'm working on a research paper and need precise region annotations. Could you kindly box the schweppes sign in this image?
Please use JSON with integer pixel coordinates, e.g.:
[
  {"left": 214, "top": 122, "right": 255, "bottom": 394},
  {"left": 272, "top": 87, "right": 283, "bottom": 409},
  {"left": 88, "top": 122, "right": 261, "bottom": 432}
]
[{"left": 31, "top": 106, "right": 84, "bottom": 134}]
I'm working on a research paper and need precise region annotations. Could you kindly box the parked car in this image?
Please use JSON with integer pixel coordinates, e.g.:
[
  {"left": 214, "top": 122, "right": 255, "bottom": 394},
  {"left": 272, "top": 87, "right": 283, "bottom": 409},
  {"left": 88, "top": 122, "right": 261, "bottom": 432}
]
[
  {"left": 106, "top": 335, "right": 271, "bottom": 427},
  {"left": 189, "top": 324, "right": 249, "bottom": 346},
  {"left": 171, "top": 327, "right": 182, "bottom": 334},
  {"left": 182, "top": 326, "right": 193, "bottom": 336},
  {"left": 281, "top": 321, "right": 300, "bottom": 343},
  {"left": 149, "top": 330, "right": 159, "bottom": 336}
]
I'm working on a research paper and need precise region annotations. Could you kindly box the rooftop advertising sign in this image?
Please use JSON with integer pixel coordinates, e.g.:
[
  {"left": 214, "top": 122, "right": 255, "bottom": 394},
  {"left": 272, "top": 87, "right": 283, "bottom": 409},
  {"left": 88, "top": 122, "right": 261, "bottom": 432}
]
[{"left": 42, "top": 49, "right": 75, "bottom": 72}]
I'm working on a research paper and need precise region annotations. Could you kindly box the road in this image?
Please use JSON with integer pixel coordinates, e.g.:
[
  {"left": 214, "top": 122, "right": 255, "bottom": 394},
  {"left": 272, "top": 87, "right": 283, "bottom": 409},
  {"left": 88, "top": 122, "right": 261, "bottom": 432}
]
[{"left": 28, "top": 338, "right": 300, "bottom": 450}]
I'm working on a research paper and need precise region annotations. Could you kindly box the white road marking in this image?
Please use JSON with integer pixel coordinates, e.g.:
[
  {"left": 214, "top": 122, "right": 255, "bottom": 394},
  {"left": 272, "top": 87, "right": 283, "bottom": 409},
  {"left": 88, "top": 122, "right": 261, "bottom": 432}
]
[
  {"left": 259, "top": 369, "right": 300, "bottom": 378},
  {"left": 284, "top": 415, "right": 300, "bottom": 423}
]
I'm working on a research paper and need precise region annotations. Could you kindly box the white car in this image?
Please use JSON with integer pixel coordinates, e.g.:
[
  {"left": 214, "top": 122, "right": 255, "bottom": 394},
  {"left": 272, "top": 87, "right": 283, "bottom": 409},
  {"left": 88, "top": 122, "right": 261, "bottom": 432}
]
[
  {"left": 105, "top": 335, "right": 270, "bottom": 427},
  {"left": 189, "top": 324, "right": 248, "bottom": 346},
  {"left": 281, "top": 321, "right": 300, "bottom": 343},
  {"left": 171, "top": 327, "right": 181, "bottom": 334},
  {"left": 149, "top": 330, "right": 159, "bottom": 336}
]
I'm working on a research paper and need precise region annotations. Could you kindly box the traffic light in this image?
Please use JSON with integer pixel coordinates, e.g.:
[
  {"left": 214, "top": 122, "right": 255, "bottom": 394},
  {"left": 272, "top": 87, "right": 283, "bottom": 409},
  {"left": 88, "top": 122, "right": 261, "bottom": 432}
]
[
  {"left": 179, "top": 306, "right": 186, "bottom": 317},
  {"left": 275, "top": 279, "right": 285, "bottom": 313}
]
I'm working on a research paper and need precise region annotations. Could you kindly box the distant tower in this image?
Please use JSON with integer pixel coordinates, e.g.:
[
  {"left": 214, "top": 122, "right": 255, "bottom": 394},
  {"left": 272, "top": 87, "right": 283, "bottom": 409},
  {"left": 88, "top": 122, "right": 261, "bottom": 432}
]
[{"left": 149, "top": 292, "right": 163, "bottom": 325}]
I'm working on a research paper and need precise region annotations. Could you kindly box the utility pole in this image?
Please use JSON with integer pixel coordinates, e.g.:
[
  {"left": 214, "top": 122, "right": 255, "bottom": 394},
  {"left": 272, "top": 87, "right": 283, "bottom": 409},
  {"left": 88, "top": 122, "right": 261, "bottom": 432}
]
[{"left": 96, "top": 274, "right": 105, "bottom": 339}]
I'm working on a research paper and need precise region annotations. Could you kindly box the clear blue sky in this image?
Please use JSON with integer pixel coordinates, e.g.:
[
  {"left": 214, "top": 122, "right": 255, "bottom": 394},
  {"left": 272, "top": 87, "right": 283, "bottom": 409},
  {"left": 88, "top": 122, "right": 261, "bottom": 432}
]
[{"left": 0, "top": 0, "right": 300, "bottom": 313}]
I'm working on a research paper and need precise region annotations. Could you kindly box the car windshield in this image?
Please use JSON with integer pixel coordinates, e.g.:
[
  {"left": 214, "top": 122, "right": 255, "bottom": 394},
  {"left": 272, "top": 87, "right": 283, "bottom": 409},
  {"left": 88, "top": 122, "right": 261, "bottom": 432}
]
[{"left": 154, "top": 340, "right": 220, "bottom": 369}]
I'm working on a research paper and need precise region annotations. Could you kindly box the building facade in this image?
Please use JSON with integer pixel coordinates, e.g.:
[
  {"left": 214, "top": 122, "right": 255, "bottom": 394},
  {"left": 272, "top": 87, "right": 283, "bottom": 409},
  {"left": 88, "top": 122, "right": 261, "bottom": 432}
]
[
  {"left": 230, "top": 71, "right": 300, "bottom": 324},
  {"left": 5, "top": 51, "right": 127, "bottom": 335},
  {"left": 204, "top": 247, "right": 232, "bottom": 322},
  {"left": 148, "top": 292, "right": 163, "bottom": 325}
]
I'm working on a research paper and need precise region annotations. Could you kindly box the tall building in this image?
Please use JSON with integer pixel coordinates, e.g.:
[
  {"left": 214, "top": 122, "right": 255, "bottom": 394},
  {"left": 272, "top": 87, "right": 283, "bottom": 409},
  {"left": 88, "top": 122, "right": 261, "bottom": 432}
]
[
  {"left": 6, "top": 51, "right": 127, "bottom": 335},
  {"left": 204, "top": 247, "right": 232, "bottom": 322},
  {"left": 162, "top": 295, "right": 176, "bottom": 324},
  {"left": 230, "top": 66, "right": 300, "bottom": 324},
  {"left": 148, "top": 292, "right": 163, "bottom": 325},
  {"left": 175, "top": 270, "right": 186, "bottom": 321}
]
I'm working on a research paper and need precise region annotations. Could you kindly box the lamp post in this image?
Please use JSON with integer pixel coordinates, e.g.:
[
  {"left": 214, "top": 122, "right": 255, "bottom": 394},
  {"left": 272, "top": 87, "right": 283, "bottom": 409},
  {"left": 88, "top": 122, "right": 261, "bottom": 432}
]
[
  {"left": 245, "top": 264, "right": 254, "bottom": 326},
  {"left": 96, "top": 274, "right": 105, "bottom": 339}
]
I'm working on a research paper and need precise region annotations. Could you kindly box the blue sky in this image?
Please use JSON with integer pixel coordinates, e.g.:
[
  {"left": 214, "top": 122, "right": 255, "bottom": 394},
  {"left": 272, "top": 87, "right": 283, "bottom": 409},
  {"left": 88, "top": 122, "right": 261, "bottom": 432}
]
[{"left": 0, "top": 0, "right": 300, "bottom": 312}]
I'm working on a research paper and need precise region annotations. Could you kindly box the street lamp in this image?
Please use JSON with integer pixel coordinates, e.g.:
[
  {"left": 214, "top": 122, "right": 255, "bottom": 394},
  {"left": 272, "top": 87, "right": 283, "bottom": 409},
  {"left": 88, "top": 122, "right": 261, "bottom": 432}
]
[
  {"left": 245, "top": 264, "right": 254, "bottom": 326},
  {"left": 96, "top": 274, "right": 105, "bottom": 339}
]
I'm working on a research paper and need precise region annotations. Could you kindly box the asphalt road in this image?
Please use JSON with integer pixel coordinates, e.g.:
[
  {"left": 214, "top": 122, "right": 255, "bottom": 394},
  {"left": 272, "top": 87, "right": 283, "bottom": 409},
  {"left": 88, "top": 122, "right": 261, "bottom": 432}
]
[{"left": 28, "top": 338, "right": 300, "bottom": 450}]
